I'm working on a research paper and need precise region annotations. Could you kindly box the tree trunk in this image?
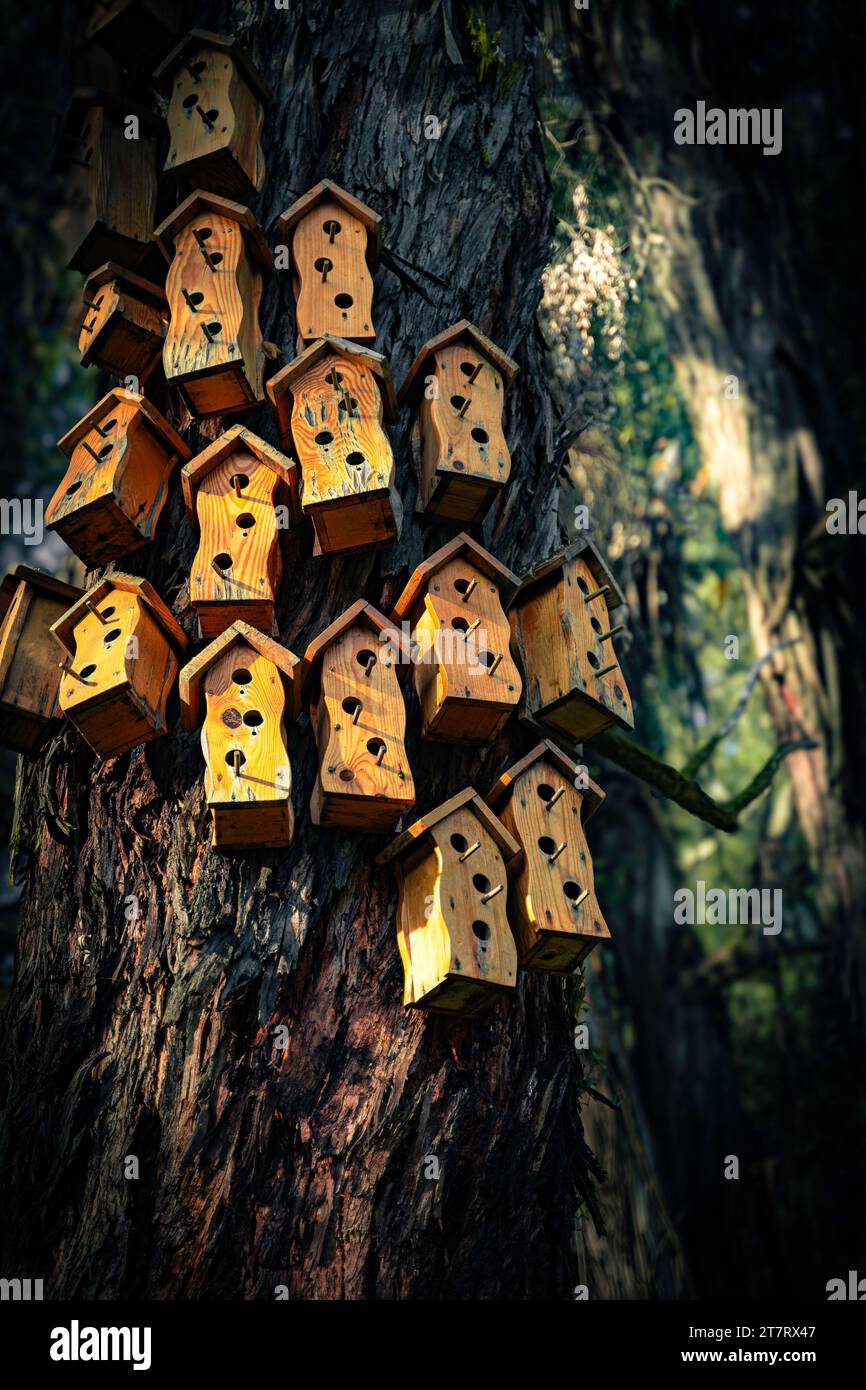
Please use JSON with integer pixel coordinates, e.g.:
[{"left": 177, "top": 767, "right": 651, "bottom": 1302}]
[{"left": 0, "top": 0, "right": 609, "bottom": 1299}]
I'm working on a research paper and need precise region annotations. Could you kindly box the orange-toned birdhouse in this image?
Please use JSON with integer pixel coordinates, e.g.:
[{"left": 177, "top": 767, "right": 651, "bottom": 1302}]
[
  {"left": 87, "top": 0, "right": 178, "bottom": 70},
  {"left": 391, "top": 532, "right": 522, "bottom": 742},
  {"left": 155, "top": 30, "right": 270, "bottom": 201},
  {"left": 179, "top": 621, "right": 301, "bottom": 849},
  {"left": 302, "top": 600, "right": 415, "bottom": 832},
  {"left": 266, "top": 335, "right": 400, "bottom": 556},
  {"left": 0, "top": 566, "right": 83, "bottom": 755},
  {"left": 78, "top": 262, "right": 167, "bottom": 385},
  {"left": 277, "top": 180, "right": 381, "bottom": 345},
  {"left": 53, "top": 89, "right": 164, "bottom": 273},
  {"left": 509, "top": 539, "right": 633, "bottom": 741},
  {"left": 376, "top": 788, "right": 520, "bottom": 1017},
  {"left": 182, "top": 425, "right": 298, "bottom": 639},
  {"left": 46, "top": 388, "right": 190, "bottom": 569},
  {"left": 51, "top": 574, "right": 188, "bottom": 760},
  {"left": 399, "top": 320, "right": 518, "bottom": 525},
  {"left": 486, "top": 740, "right": 610, "bottom": 974},
  {"left": 155, "top": 190, "right": 271, "bottom": 417}
]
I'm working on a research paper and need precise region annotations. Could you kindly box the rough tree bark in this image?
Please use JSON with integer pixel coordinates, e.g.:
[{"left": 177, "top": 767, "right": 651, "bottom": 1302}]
[{"left": 0, "top": 0, "right": 609, "bottom": 1299}]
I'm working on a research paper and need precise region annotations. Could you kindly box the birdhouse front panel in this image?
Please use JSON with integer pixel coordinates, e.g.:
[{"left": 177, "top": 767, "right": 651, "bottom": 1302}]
[
  {"left": 291, "top": 198, "right": 375, "bottom": 344},
  {"left": 387, "top": 799, "right": 518, "bottom": 1016},
  {"left": 196, "top": 644, "right": 292, "bottom": 848},
  {"left": 55, "top": 587, "right": 181, "bottom": 759},
  {"left": 58, "top": 96, "right": 162, "bottom": 274},
  {"left": 411, "top": 553, "right": 521, "bottom": 742},
  {"left": 493, "top": 757, "right": 610, "bottom": 974},
  {"left": 47, "top": 393, "right": 187, "bottom": 568},
  {"left": 188, "top": 447, "right": 285, "bottom": 638},
  {"left": 162, "top": 206, "right": 265, "bottom": 416},
  {"left": 417, "top": 343, "right": 510, "bottom": 524},
  {"left": 0, "top": 569, "right": 82, "bottom": 755},
  {"left": 309, "top": 621, "right": 414, "bottom": 832},
  {"left": 163, "top": 40, "right": 266, "bottom": 200},
  {"left": 510, "top": 548, "right": 633, "bottom": 741},
  {"left": 78, "top": 264, "right": 167, "bottom": 384},
  {"left": 289, "top": 351, "right": 398, "bottom": 555}
]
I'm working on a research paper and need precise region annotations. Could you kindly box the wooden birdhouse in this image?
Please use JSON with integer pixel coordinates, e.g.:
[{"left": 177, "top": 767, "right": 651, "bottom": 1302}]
[
  {"left": 46, "top": 388, "right": 190, "bottom": 569},
  {"left": 277, "top": 180, "right": 381, "bottom": 345},
  {"left": 155, "top": 30, "right": 270, "bottom": 201},
  {"left": 0, "top": 566, "right": 83, "bottom": 755},
  {"left": 50, "top": 573, "right": 188, "bottom": 760},
  {"left": 53, "top": 89, "right": 164, "bottom": 273},
  {"left": 78, "top": 262, "right": 167, "bottom": 384},
  {"left": 376, "top": 789, "right": 520, "bottom": 1017},
  {"left": 155, "top": 190, "right": 271, "bottom": 416},
  {"left": 508, "top": 539, "right": 634, "bottom": 742},
  {"left": 302, "top": 600, "right": 415, "bottom": 833},
  {"left": 182, "top": 425, "right": 298, "bottom": 639},
  {"left": 87, "top": 0, "right": 178, "bottom": 71},
  {"left": 266, "top": 335, "right": 400, "bottom": 556},
  {"left": 486, "top": 741, "right": 610, "bottom": 974},
  {"left": 179, "top": 621, "right": 300, "bottom": 849},
  {"left": 399, "top": 320, "right": 518, "bottom": 525},
  {"left": 391, "top": 532, "right": 522, "bottom": 743}
]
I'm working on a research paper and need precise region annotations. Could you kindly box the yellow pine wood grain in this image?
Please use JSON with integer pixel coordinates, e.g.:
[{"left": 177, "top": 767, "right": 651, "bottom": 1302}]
[
  {"left": 311, "top": 622, "right": 414, "bottom": 829},
  {"left": 292, "top": 200, "right": 375, "bottom": 343},
  {"left": 395, "top": 803, "right": 517, "bottom": 1011},
  {"left": 189, "top": 448, "right": 283, "bottom": 635},
  {"left": 199, "top": 644, "right": 292, "bottom": 847},
  {"left": 411, "top": 555, "right": 521, "bottom": 741},
  {"left": 164, "top": 47, "right": 264, "bottom": 198},
  {"left": 78, "top": 281, "right": 165, "bottom": 381},
  {"left": 0, "top": 585, "right": 67, "bottom": 751},
  {"left": 58, "top": 591, "right": 177, "bottom": 757},
  {"left": 418, "top": 344, "right": 510, "bottom": 516},
  {"left": 497, "top": 760, "right": 610, "bottom": 972},
  {"left": 163, "top": 211, "right": 264, "bottom": 414}
]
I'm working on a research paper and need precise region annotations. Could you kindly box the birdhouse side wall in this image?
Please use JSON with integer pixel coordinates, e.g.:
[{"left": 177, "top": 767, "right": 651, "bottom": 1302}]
[{"left": 0, "top": 585, "right": 68, "bottom": 752}]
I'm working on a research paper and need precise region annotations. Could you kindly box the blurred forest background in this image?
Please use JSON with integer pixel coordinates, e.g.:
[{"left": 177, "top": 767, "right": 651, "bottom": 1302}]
[{"left": 1, "top": 0, "right": 865, "bottom": 1299}]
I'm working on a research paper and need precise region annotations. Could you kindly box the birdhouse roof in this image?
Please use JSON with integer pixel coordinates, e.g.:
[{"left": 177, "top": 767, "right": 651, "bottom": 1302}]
[
  {"left": 57, "top": 388, "right": 190, "bottom": 463},
  {"left": 375, "top": 787, "right": 520, "bottom": 868},
  {"left": 508, "top": 537, "right": 626, "bottom": 615},
  {"left": 154, "top": 190, "right": 272, "bottom": 272},
  {"left": 50, "top": 573, "right": 189, "bottom": 656},
  {"left": 178, "top": 620, "right": 301, "bottom": 730},
  {"left": 266, "top": 336, "right": 398, "bottom": 427},
  {"left": 83, "top": 261, "right": 168, "bottom": 310},
  {"left": 301, "top": 599, "right": 412, "bottom": 693},
  {"left": 391, "top": 532, "right": 520, "bottom": 623},
  {"left": 276, "top": 180, "right": 382, "bottom": 270},
  {"left": 154, "top": 29, "right": 272, "bottom": 102},
  {"left": 181, "top": 425, "right": 298, "bottom": 524},
  {"left": 51, "top": 89, "right": 165, "bottom": 171},
  {"left": 0, "top": 565, "right": 82, "bottom": 625},
  {"left": 398, "top": 319, "right": 519, "bottom": 408},
  {"left": 485, "top": 740, "right": 606, "bottom": 824}
]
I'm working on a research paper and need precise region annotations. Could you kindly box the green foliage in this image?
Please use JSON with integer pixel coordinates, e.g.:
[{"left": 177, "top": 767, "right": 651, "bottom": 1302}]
[{"left": 466, "top": 6, "right": 522, "bottom": 95}]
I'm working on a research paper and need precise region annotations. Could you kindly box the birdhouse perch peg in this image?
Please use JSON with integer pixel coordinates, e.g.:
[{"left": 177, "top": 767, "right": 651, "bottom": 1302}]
[
  {"left": 376, "top": 789, "right": 520, "bottom": 1016},
  {"left": 77, "top": 263, "right": 167, "bottom": 384},
  {"left": 179, "top": 621, "right": 300, "bottom": 849},
  {"left": 155, "top": 190, "right": 271, "bottom": 417},
  {"left": 486, "top": 741, "right": 610, "bottom": 974},
  {"left": 399, "top": 320, "right": 518, "bottom": 525},
  {"left": 0, "top": 566, "right": 83, "bottom": 755},
  {"left": 302, "top": 600, "right": 415, "bottom": 832},
  {"left": 51, "top": 574, "right": 188, "bottom": 760},
  {"left": 155, "top": 30, "right": 270, "bottom": 201},
  {"left": 391, "top": 532, "right": 522, "bottom": 742},
  {"left": 182, "top": 425, "right": 298, "bottom": 639},
  {"left": 277, "top": 180, "right": 381, "bottom": 345},
  {"left": 46, "top": 388, "right": 191, "bottom": 568},
  {"left": 267, "top": 335, "right": 400, "bottom": 556},
  {"left": 508, "top": 538, "right": 634, "bottom": 742}
]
